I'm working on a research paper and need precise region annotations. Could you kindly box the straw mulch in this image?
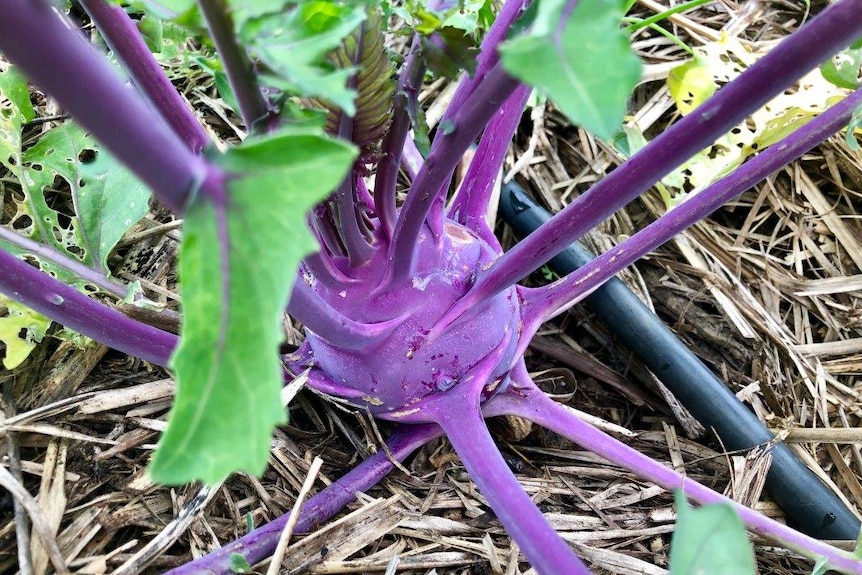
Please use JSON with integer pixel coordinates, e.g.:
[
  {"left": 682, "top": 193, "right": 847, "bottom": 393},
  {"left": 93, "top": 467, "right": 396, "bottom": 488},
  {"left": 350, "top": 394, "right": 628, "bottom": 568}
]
[{"left": 1, "top": 1, "right": 860, "bottom": 574}]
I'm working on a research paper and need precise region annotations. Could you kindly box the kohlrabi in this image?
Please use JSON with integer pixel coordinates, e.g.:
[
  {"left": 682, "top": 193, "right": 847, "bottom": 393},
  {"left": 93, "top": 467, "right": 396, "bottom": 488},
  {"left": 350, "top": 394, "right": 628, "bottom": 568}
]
[{"left": 1, "top": 0, "right": 861, "bottom": 573}]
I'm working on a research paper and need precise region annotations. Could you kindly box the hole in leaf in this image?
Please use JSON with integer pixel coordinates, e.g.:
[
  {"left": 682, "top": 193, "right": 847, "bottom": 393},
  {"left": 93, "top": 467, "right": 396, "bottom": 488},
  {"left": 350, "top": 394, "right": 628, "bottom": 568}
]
[
  {"left": 78, "top": 149, "right": 97, "bottom": 163},
  {"left": 30, "top": 163, "right": 42, "bottom": 172},
  {"left": 67, "top": 245, "right": 84, "bottom": 258},
  {"left": 12, "top": 215, "right": 32, "bottom": 230}
]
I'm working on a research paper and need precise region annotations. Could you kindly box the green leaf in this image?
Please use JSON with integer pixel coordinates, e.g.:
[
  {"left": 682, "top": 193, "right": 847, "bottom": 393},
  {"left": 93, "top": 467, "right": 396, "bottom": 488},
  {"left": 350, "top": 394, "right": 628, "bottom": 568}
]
[
  {"left": 422, "top": 27, "right": 479, "bottom": 79},
  {"left": 820, "top": 45, "right": 862, "bottom": 90},
  {"left": 149, "top": 129, "right": 356, "bottom": 485},
  {"left": 0, "top": 66, "right": 30, "bottom": 176},
  {"left": 847, "top": 103, "right": 862, "bottom": 152},
  {"left": 0, "top": 295, "right": 51, "bottom": 370},
  {"left": 229, "top": 553, "right": 252, "bottom": 574},
  {"left": 668, "top": 57, "right": 716, "bottom": 115},
  {"left": 244, "top": 2, "right": 367, "bottom": 115},
  {"left": 811, "top": 557, "right": 830, "bottom": 575},
  {"left": 21, "top": 123, "right": 93, "bottom": 255},
  {"left": 499, "top": 0, "right": 641, "bottom": 140},
  {"left": 75, "top": 151, "right": 152, "bottom": 273},
  {"left": 669, "top": 491, "right": 756, "bottom": 575}
]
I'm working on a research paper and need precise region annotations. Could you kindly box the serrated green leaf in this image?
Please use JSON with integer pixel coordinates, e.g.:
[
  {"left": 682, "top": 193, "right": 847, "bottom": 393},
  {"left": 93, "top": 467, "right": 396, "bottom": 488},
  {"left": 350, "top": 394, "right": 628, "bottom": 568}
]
[
  {"left": 0, "top": 295, "right": 51, "bottom": 370},
  {"left": 311, "top": 8, "right": 395, "bottom": 167},
  {"left": 75, "top": 151, "right": 152, "bottom": 273},
  {"left": 668, "top": 57, "right": 716, "bottom": 115},
  {"left": 499, "top": 0, "right": 642, "bottom": 140},
  {"left": 149, "top": 129, "right": 356, "bottom": 485},
  {"left": 669, "top": 491, "right": 756, "bottom": 575}
]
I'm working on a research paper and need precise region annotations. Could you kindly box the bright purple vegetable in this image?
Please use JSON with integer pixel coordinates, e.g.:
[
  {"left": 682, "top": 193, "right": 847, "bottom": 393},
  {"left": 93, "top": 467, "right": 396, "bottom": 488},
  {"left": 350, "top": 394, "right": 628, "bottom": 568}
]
[{"left": 0, "top": 0, "right": 861, "bottom": 573}]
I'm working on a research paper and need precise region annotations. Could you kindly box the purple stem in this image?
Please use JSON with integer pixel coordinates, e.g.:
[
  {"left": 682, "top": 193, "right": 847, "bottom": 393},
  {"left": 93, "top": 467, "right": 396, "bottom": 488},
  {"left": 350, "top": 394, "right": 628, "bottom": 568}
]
[
  {"left": 333, "top": 178, "right": 375, "bottom": 266},
  {"left": 0, "top": 0, "right": 208, "bottom": 213},
  {"left": 164, "top": 423, "right": 442, "bottom": 575},
  {"left": 484, "top": 371, "right": 862, "bottom": 574},
  {"left": 520, "top": 87, "right": 862, "bottom": 327},
  {"left": 385, "top": 65, "right": 522, "bottom": 285},
  {"left": 437, "top": 405, "right": 592, "bottom": 575},
  {"left": 401, "top": 137, "right": 424, "bottom": 180},
  {"left": 447, "top": 84, "right": 532, "bottom": 244},
  {"left": 286, "top": 280, "right": 403, "bottom": 350},
  {"left": 375, "top": 38, "right": 424, "bottom": 240},
  {"left": 437, "top": 0, "right": 529, "bottom": 128},
  {"left": 0, "top": 227, "right": 126, "bottom": 298},
  {"left": 0, "top": 249, "right": 176, "bottom": 366},
  {"left": 79, "top": 0, "right": 210, "bottom": 153},
  {"left": 439, "top": 0, "right": 862, "bottom": 322},
  {"left": 197, "top": 0, "right": 272, "bottom": 131}
]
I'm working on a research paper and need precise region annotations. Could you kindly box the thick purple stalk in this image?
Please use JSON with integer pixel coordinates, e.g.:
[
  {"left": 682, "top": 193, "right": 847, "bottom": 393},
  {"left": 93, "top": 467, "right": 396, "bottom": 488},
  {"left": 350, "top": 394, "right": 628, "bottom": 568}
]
[
  {"left": 79, "top": 0, "right": 210, "bottom": 152},
  {"left": 448, "top": 84, "right": 532, "bottom": 244},
  {"left": 0, "top": 0, "right": 209, "bottom": 213},
  {"left": 164, "top": 423, "right": 442, "bottom": 575},
  {"left": 0, "top": 249, "right": 176, "bottom": 366},
  {"left": 0, "top": 227, "right": 126, "bottom": 298},
  {"left": 197, "top": 0, "right": 272, "bottom": 131},
  {"left": 440, "top": 0, "right": 862, "bottom": 322},
  {"left": 438, "top": 0, "right": 529, "bottom": 127},
  {"left": 375, "top": 38, "right": 424, "bottom": 240},
  {"left": 521, "top": 87, "right": 862, "bottom": 328},
  {"left": 385, "top": 65, "right": 522, "bottom": 284},
  {"left": 438, "top": 408, "right": 592, "bottom": 575},
  {"left": 484, "top": 372, "right": 862, "bottom": 574}
]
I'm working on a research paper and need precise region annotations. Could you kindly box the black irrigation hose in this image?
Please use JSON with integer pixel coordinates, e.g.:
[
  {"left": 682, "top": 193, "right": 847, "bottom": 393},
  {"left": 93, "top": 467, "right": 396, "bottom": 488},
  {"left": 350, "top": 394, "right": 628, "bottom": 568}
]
[{"left": 500, "top": 181, "right": 861, "bottom": 540}]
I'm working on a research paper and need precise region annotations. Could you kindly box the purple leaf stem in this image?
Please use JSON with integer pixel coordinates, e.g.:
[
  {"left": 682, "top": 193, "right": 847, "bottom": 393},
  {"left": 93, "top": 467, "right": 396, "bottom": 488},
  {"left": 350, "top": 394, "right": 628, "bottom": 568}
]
[
  {"left": 519, "top": 87, "right": 862, "bottom": 332},
  {"left": 286, "top": 280, "right": 403, "bottom": 351},
  {"left": 438, "top": 407, "right": 592, "bottom": 574},
  {"left": 163, "top": 423, "right": 442, "bottom": 575},
  {"left": 375, "top": 37, "right": 424, "bottom": 240},
  {"left": 197, "top": 0, "right": 272, "bottom": 131},
  {"left": 447, "top": 83, "right": 532, "bottom": 244},
  {"left": 438, "top": 0, "right": 862, "bottom": 323},
  {"left": 0, "top": 227, "right": 126, "bottom": 298},
  {"left": 385, "top": 65, "right": 522, "bottom": 285},
  {"left": 79, "top": 0, "right": 210, "bottom": 153},
  {"left": 333, "top": 115, "right": 375, "bottom": 266},
  {"left": 484, "top": 370, "right": 862, "bottom": 574},
  {"left": 437, "top": 0, "right": 529, "bottom": 127},
  {"left": 401, "top": 137, "right": 424, "bottom": 180},
  {"left": 0, "top": 0, "right": 210, "bottom": 213},
  {"left": 301, "top": 253, "right": 356, "bottom": 290},
  {"left": 0, "top": 248, "right": 176, "bottom": 366}
]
